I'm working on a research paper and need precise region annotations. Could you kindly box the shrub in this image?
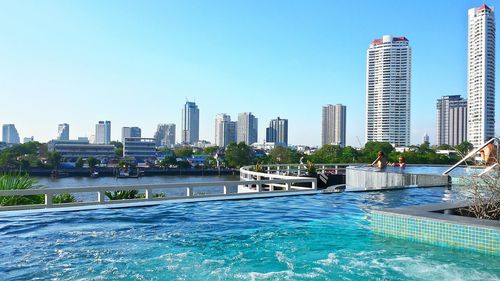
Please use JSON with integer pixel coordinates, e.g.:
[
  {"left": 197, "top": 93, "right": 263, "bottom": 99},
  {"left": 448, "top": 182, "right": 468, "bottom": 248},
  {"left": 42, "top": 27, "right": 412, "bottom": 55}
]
[{"left": 0, "top": 172, "right": 44, "bottom": 206}]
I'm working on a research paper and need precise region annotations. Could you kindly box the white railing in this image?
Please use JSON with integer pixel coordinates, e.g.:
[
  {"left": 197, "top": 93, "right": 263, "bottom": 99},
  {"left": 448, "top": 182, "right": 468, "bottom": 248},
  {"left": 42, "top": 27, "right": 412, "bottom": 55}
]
[
  {"left": 240, "top": 163, "right": 349, "bottom": 179},
  {"left": 0, "top": 178, "right": 317, "bottom": 212}
]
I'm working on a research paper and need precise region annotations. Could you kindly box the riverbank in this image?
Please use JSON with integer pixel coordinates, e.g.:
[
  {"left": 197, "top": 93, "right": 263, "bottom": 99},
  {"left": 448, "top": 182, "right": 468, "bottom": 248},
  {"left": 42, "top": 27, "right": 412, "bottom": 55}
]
[{"left": 0, "top": 167, "right": 239, "bottom": 177}]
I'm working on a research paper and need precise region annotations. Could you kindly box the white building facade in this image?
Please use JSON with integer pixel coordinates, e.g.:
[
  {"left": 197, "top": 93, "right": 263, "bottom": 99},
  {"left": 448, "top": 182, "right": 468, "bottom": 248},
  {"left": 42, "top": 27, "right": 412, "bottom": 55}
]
[
  {"left": 95, "top": 121, "right": 111, "bottom": 144},
  {"left": 322, "top": 104, "right": 346, "bottom": 147},
  {"left": 57, "top": 123, "right": 69, "bottom": 140},
  {"left": 154, "top": 123, "right": 176, "bottom": 148},
  {"left": 366, "top": 35, "right": 411, "bottom": 146},
  {"left": 121, "top": 127, "right": 141, "bottom": 143},
  {"left": 237, "top": 112, "right": 258, "bottom": 145},
  {"left": 215, "top": 114, "right": 236, "bottom": 147},
  {"left": 467, "top": 5, "right": 496, "bottom": 147}
]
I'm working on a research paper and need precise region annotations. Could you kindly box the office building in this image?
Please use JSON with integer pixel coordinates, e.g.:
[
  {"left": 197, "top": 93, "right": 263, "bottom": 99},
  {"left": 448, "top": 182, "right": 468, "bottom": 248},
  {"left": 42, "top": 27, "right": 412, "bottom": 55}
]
[
  {"left": 121, "top": 127, "right": 141, "bottom": 143},
  {"left": 2, "top": 124, "right": 20, "bottom": 144},
  {"left": 57, "top": 123, "right": 69, "bottom": 140},
  {"left": 423, "top": 133, "right": 429, "bottom": 144},
  {"left": 23, "top": 136, "right": 34, "bottom": 143},
  {"left": 237, "top": 112, "right": 258, "bottom": 145},
  {"left": 95, "top": 121, "right": 111, "bottom": 144},
  {"left": 322, "top": 104, "right": 346, "bottom": 147},
  {"left": 467, "top": 5, "right": 496, "bottom": 147},
  {"left": 47, "top": 139, "right": 115, "bottom": 160},
  {"left": 266, "top": 117, "right": 288, "bottom": 147},
  {"left": 366, "top": 35, "right": 411, "bottom": 146},
  {"left": 215, "top": 114, "right": 237, "bottom": 147},
  {"left": 436, "top": 95, "right": 468, "bottom": 146},
  {"left": 154, "top": 123, "right": 176, "bottom": 147},
  {"left": 123, "top": 137, "right": 156, "bottom": 161},
  {"left": 181, "top": 101, "right": 199, "bottom": 144}
]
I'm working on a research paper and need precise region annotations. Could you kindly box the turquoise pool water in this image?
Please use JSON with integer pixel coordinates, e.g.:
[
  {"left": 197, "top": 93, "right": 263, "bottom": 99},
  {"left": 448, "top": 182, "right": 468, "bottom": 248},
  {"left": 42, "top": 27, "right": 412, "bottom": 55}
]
[{"left": 1, "top": 187, "right": 499, "bottom": 280}]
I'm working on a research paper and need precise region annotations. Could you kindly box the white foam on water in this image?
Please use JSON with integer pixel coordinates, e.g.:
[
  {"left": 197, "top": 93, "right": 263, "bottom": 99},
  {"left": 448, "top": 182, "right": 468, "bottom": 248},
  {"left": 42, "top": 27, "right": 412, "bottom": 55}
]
[
  {"left": 202, "top": 259, "right": 225, "bottom": 265},
  {"left": 276, "top": 251, "right": 294, "bottom": 270},
  {"left": 315, "top": 253, "right": 339, "bottom": 266},
  {"left": 236, "top": 270, "right": 320, "bottom": 281},
  {"left": 386, "top": 256, "right": 500, "bottom": 281}
]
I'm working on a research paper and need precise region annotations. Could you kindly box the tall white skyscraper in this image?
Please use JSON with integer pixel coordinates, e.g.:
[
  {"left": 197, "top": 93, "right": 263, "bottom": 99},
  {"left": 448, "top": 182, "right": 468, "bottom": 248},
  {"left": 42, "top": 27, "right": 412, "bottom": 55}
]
[
  {"left": 436, "top": 95, "right": 468, "bottom": 146},
  {"left": 366, "top": 35, "right": 411, "bottom": 146},
  {"left": 215, "top": 114, "right": 236, "bottom": 147},
  {"left": 467, "top": 5, "right": 495, "bottom": 148},
  {"left": 2, "top": 124, "right": 20, "bottom": 144},
  {"left": 154, "top": 123, "right": 176, "bottom": 147},
  {"left": 266, "top": 117, "right": 288, "bottom": 147},
  {"left": 322, "top": 104, "right": 346, "bottom": 147},
  {"left": 181, "top": 101, "right": 199, "bottom": 144},
  {"left": 237, "top": 112, "right": 258, "bottom": 145},
  {"left": 121, "top": 127, "right": 141, "bottom": 143},
  {"left": 215, "top": 114, "right": 230, "bottom": 146},
  {"left": 95, "top": 121, "right": 111, "bottom": 144},
  {"left": 57, "top": 123, "right": 69, "bottom": 140}
]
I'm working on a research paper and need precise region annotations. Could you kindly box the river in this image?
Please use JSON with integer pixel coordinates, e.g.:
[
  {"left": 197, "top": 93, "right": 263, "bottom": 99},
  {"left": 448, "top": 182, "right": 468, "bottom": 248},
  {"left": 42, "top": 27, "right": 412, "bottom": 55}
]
[{"left": 34, "top": 175, "right": 240, "bottom": 201}]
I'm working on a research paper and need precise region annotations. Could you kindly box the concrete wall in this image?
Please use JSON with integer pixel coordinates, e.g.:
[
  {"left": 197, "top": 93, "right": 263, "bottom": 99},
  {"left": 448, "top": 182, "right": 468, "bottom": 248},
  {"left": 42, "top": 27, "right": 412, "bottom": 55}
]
[{"left": 346, "top": 166, "right": 450, "bottom": 190}]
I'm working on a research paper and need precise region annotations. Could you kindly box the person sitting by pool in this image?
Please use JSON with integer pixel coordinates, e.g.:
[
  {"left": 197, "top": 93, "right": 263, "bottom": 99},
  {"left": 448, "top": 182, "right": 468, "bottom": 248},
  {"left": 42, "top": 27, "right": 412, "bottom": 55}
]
[
  {"left": 480, "top": 141, "right": 497, "bottom": 166},
  {"left": 371, "top": 151, "right": 387, "bottom": 169},
  {"left": 393, "top": 156, "right": 406, "bottom": 168}
]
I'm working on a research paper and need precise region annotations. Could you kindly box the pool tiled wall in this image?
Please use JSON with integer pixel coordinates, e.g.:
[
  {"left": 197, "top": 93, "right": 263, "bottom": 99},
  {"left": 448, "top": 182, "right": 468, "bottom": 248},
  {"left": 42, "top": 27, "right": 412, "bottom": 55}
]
[{"left": 371, "top": 210, "right": 500, "bottom": 256}]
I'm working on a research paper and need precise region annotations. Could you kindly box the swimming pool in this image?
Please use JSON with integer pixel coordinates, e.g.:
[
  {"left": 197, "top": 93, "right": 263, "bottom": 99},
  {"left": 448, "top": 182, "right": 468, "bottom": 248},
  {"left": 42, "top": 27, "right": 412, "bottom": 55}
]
[{"left": 1, "top": 187, "right": 499, "bottom": 280}]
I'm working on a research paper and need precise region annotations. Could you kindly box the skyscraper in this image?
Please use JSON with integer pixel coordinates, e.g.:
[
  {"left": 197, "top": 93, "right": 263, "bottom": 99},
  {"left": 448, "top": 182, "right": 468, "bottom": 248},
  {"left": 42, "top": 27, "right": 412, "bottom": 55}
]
[
  {"left": 2, "top": 124, "right": 20, "bottom": 144},
  {"left": 181, "top": 101, "right": 199, "bottom": 144},
  {"left": 57, "top": 123, "right": 69, "bottom": 140},
  {"left": 366, "top": 35, "right": 411, "bottom": 146},
  {"left": 237, "top": 112, "right": 258, "bottom": 145},
  {"left": 215, "top": 114, "right": 237, "bottom": 147},
  {"left": 121, "top": 126, "right": 141, "bottom": 143},
  {"left": 322, "top": 104, "right": 346, "bottom": 147},
  {"left": 266, "top": 117, "right": 288, "bottom": 147},
  {"left": 467, "top": 5, "right": 496, "bottom": 147},
  {"left": 436, "top": 95, "right": 468, "bottom": 146},
  {"left": 95, "top": 121, "right": 111, "bottom": 144},
  {"left": 423, "top": 133, "right": 430, "bottom": 144},
  {"left": 154, "top": 123, "right": 176, "bottom": 147}
]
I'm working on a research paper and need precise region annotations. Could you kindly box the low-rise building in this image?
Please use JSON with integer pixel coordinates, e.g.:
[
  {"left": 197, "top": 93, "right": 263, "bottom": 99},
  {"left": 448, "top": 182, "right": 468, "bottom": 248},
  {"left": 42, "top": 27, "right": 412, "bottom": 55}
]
[
  {"left": 47, "top": 139, "right": 115, "bottom": 160},
  {"left": 123, "top": 137, "right": 156, "bottom": 162}
]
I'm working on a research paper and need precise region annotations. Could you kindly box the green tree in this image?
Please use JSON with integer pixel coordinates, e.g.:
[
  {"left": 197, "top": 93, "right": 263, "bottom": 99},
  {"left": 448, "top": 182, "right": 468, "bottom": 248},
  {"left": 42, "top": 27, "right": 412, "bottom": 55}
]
[
  {"left": 340, "top": 146, "right": 360, "bottom": 163},
  {"left": 174, "top": 146, "right": 194, "bottom": 158},
  {"left": 115, "top": 148, "right": 123, "bottom": 158},
  {"left": 268, "top": 146, "right": 302, "bottom": 164},
  {"left": 310, "top": 145, "right": 343, "bottom": 163},
  {"left": 224, "top": 142, "right": 255, "bottom": 168},
  {"left": 455, "top": 141, "right": 474, "bottom": 156},
  {"left": 47, "top": 152, "right": 62, "bottom": 170},
  {"left": 75, "top": 157, "right": 84, "bottom": 168},
  {"left": 110, "top": 141, "right": 123, "bottom": 149},
  {"left": 362, "top": 142, "right": 394, "bottom": 162},
  {"left": 87, "top": 157, "right": 99, "bottom": 170},
  {"left": 203, "top": 146, "right": 219, "bottom": 155}
]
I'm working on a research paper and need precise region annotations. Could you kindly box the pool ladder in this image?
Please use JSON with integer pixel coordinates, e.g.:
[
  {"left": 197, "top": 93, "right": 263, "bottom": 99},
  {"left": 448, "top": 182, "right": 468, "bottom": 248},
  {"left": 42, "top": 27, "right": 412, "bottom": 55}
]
[{"left": 442, "top": 137, "right": 499, "bottom": 176}]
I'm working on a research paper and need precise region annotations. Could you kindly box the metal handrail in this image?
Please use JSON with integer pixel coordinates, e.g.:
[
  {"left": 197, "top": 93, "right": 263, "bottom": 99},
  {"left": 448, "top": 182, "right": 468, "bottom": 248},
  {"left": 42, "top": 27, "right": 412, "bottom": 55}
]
[{"left": 442, "top": 138, "right": 498, "bottom": 175}]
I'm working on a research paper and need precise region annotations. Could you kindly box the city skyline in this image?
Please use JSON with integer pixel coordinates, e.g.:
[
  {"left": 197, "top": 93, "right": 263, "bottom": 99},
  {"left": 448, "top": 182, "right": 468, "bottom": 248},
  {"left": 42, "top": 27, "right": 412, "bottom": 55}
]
[{"left": 0, "top": 1, "right": 498, "bottom": 146}]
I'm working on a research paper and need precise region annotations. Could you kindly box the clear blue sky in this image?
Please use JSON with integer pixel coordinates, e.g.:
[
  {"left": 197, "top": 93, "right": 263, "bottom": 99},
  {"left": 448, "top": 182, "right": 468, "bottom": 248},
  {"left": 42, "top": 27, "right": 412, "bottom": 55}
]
[{"left": 0, "top": 0, "right": 497, "bottom": 146}]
